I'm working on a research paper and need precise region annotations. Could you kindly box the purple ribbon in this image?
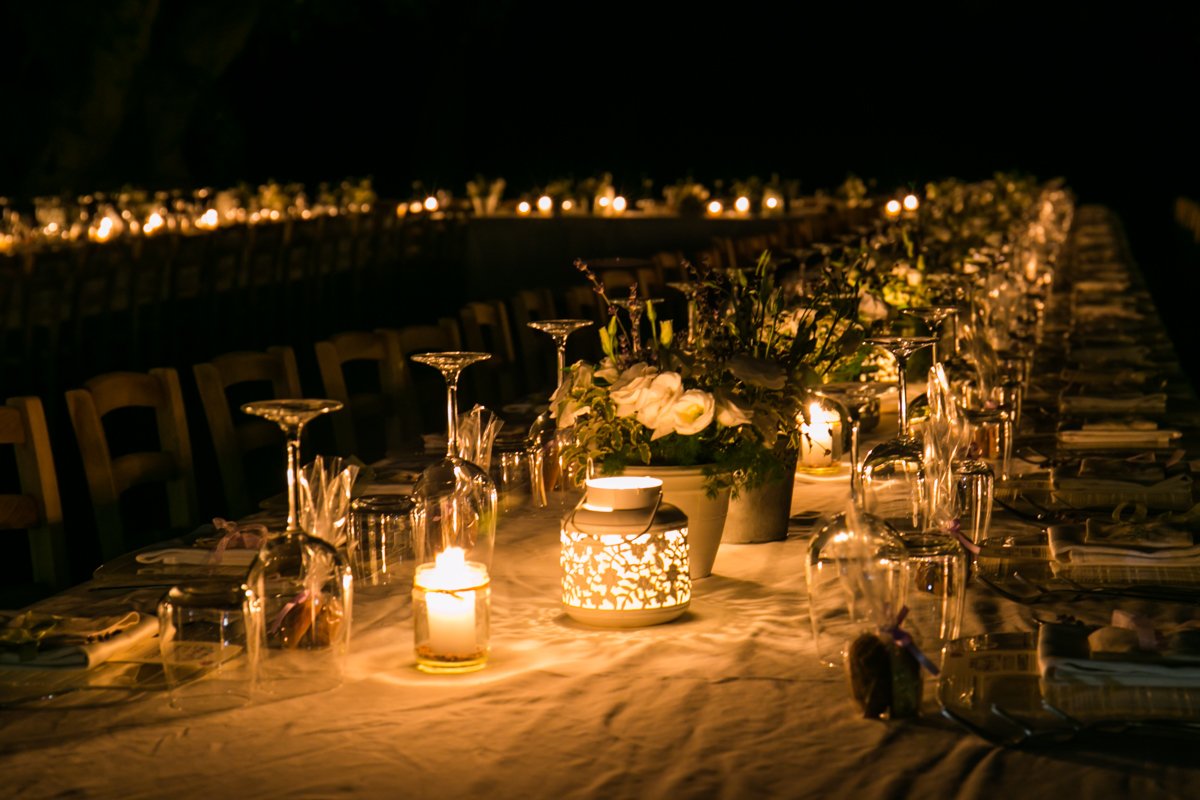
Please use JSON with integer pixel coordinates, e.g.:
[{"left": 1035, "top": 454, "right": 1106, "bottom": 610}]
[
  {"left": 944, "top": 518, "right": 980, "bottom": 555},
  {"left": 208, "top": 519, "right": 266, "bottom": 564},
  {"left": 269, "top": 589, "right": 310, "bottom": 636},
  {"left": 881, "top": 606, "right": 940, "bottom": 677}
]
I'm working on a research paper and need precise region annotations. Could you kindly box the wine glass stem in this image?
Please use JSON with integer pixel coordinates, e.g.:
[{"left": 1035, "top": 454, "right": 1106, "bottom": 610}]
[
  {"left": 444, "top": 369, "right": 462, "bottom": 459},
  {"left": 895, "top": 353, "right": 909, "bottom": 438},
  {"left": 285, "top": 422, "right": 304, "bottom": 533},
  {"left": 555, "top": 338, "right": 568, "bottom": 391},
  {"left": 930, "top": 323, "right": 942, "bottom": 366}
]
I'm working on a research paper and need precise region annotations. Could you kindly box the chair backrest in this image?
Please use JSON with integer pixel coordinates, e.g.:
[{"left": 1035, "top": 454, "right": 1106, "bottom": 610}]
[
  {"left": 0, "top": 396, "right": 69, "bottom": 590},
  {"left": 315, "top": 330, "right": 420, "bottom": 460},
  {"left": 66, "top": 368, "right": 196, "bottom": 561},
  {"left": 460, "top": 300, "right": 518, "bottom": 404},
  {"left": 510, "top": 289, "right": 559, "bottom": 391},
  {"left": 193, "top": 347, "right": 302, "bottom": 518},
  {"left": 560, "top": 285, "right": 604, "bottom": 325},
  {"left": 395, "top": 318, "right": 463, "bottom": 356}
]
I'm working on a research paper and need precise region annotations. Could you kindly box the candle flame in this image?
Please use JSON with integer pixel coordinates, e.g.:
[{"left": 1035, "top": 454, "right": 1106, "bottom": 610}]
[
  {"left": 902, "top": 193, "right": 919, "bottom": 211},
  {"left": 537, "top": 195, "right": 553, "bottom": 213},
  {"left": 424, "top": 196, "right": 439, "bottom": 212},
  {"left": 561, "top": 199, "right": 574, "bottom": 212},
  {"left": 885, "top": 199, "right": 902, "bottom": 216},
  {"left": 734, "top": 196, "right": 750, "bottom": 213},
  {"left": 612, "top": 195, "right": 627, "bottom": 213},
  {"left": 765, "top": 196, "right": 779, "bottom": 209},
  {"left": 517, "top": 200, "right": 531, "bottom": 215},
  {"left": 707, "top": 199, "right": 723, "bottom": 215}
]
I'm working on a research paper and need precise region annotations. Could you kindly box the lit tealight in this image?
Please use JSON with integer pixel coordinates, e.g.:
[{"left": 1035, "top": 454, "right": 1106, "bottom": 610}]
[
  {"left": 902, "top": 193, "right": 919, "bottom": 211},
  {"left": 612, "top": 195, "right": 627, "bottom": 213},
  {"left": 143, "top": 211, "right": 165, "bottom": 235},
  {"left": 424, "top": 195, "right": 439, "bottom": 212},
  {"left": 561, "top": 199, "right": 574, "bottom": 212},
  {"left": 90, "top": 216, "right": 115, "bottom": 242},
  {"left": 517, "top": 200, "right": 532, "bottom": 215},
  {"left": 707, "top": 199, "right": 723, "bottom": 216},
  {"left": 765, "top": 196, "right": 779, "bottom": 210},
  {"left": 885, "top": 199, "right": 902, "bottom": 218},
  {"left": 196, "top": 209, "right": 219, "bottom": 230},
  {"left": 409, "top": 201, "right": 423, "bottom": 214},
  {"left": 536, "top": 195, "right": 553, "bottom": 214},
  {"left": 734, "top": 196, "right": 750, "bottom": 214},
  {"left": 597, "top": 196, "right": 611, "bottom": 208}
]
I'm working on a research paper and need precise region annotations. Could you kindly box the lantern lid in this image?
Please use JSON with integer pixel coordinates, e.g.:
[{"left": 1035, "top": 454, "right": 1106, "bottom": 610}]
[
  {"left": 566, "top": 501, "right": 686, "bottom": 534},
  {"left": 582, "top": 476, "right": 663, "bottom": 511}
]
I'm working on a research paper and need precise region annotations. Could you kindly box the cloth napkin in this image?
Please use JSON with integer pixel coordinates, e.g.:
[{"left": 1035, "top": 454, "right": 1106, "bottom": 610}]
[
  {"left": 0, "top": 612, "right": 157, "bottom": 668},
  {"left": 1057, "top": 418, "right": 1178, "bottom": 449},
  {"left": 1059, "top": 393, "right": 1166, "bottom": 416},
  {"left": 1048, "top": 518, "right": 1200, "bottom": 566},
  {"left": 1038, "top": 623, "right": 1200, "bottom": 687},
  {"left": 135, "top": 548, "right": 258, "bottom": 566}
]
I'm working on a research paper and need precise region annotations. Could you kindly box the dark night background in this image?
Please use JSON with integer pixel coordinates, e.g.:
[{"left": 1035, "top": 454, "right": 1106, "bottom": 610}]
[{"left": 2, "top": 1, "right": 1198, "bottom": 368}]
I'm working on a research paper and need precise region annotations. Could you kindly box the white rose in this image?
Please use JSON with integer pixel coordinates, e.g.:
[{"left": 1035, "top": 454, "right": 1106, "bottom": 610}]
[
  {"left": 559, "top": 401, "right": 591, "bottom": 428},
  {"left": 610, "top": 362, "right": 656, "bottom": 391},
  {"left": 571, "top": 361, "right": 595, "bottom": 390},
  {"left": 661, "top": 390, "right": 715, "bottom": 439},
  {"left": 714, "top": 388, "right": 753, "bottom": 428},
  {"left": 594, "top": 357, "right": 619, "bottom": 384},
  {"left": 858, "top": 292, "right": 889, "bottom": 321},
  {"left": 610, "top": 367, "right": 661, "bottom": 418},
  {"left": 633, "top": 372, "right": 683, "bottom": 430}
]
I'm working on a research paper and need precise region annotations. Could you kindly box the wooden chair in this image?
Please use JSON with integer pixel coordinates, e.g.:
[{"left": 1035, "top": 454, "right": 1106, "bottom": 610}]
[
  {"left": 560, "top": 285, "right": 605, "bottom": 325},
  {"left": 66, "top": 369, "right": 196, "bottom": 561},
  {"left": 510, "top": 289, "right": 559, "bottom": 392},
  {"left": 397, "top": 319, "right": 463, "bottom": 427},
  {"left": 315, "top": 330, "right": 421, "bottom": 461},
  {"left": 193, "top": 347, "right": 302, "bottom": 519},
  {"left": 459, "top": 300, "right": 519, "bottom": 404},
  {"left": 0, "top": 396, "right": 69, "bottom": 595}
]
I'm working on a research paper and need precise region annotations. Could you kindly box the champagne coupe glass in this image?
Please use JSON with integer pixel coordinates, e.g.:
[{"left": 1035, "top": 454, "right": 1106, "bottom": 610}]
[
  {"left": 859, "top": 336, "right": 937, "bottom": 534},
  {"left": 241, "top": 399, "right": 351, "bottom": 693},
  {"left": 528, "top": 320, "right": 593, "bottom": 388},
  {"left": 901, "top": 306, "right": 958, "bottom": 366},
  {"left": 242, "top": 399, "right": 343, "bottom": 533},
  {"left": 410, "top": 352, "right": 498, "bottom": 568},
  {"left": 527, "top": 321, "right": 592, "bottom": 508}
]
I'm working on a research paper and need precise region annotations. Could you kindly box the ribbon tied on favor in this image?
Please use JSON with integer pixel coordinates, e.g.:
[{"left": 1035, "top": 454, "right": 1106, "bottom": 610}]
[
  {"left": 942, "top": 517, "right": 979, "bottom": 556},
  {"left": 209, "top": 518, "right": 267, "bottom": 565},
  {"left": 880, "top": 606, "right": 940, "bottom": 677}
]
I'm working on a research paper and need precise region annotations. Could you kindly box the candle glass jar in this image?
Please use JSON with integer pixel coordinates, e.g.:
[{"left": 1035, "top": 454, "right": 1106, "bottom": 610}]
[
  {"left": 412, "top": 552, "right": 490, "bottom": 673},
  {"left": 797, "top": 393, "right": 845, "bottom": 475}
]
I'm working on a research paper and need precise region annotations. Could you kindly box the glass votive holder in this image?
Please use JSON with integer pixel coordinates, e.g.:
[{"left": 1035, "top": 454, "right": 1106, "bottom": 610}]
[
  {"left": 902, "top": 533, "right": 968, "bottom": 667},
  {"left": 413, "top": 547, "right": 490, "bottom": 673},
  {"left": 491, "top": 445, "right": 532, "bottom": 512},
  {"left": 158, "top": 580, "right": 263, "bottom": 713},
  {"left": 797, "top": 395, "right": 844, "bottom": 474},
  {"left": 953, "top": 459, "right": 994, "bottom": 545},
  {"left": 347, "top": 494, "right": 415, "bottom": 590}
]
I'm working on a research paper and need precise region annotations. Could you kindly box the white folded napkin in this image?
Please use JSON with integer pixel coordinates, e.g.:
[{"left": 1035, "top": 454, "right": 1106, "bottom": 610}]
[
  {"left": 1038, "top": 623, "right": 1200, "bottom": 688},
  {"left": 0, "top": 612, "right": 157, "bottom": 668},
  {"left": 1048, "top": 516, "right": 1200, "bottom": 566}
]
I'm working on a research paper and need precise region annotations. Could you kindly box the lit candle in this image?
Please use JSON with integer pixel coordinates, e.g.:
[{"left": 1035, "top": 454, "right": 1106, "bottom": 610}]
[
  {"left": 884, "top": 199, "right": 902, "bottom": 220},
  {"left": 143, "top": 211, "right": 165, "bottom": 235},
  {"left": 517, "top": 200, "right": 532, "bottom": 216},
  {"left": 611, "top": 195, "right": 627, "bottom": 214},
  {"left": 413, "top": 547, "right": 488, "bottom": 666},
  {"left": 536, "top": 195, "right": 553, "bottom": 216},
  {"left": 902, "top": 193, "right": 920, "bottom": 212},
  {"left": 195, "top": 209, "right": 219, "bottom": 230},
  {"left": 734, "top": 196, "right": 750, "bottom": 215},
  {"left": 561, "top": 199, "right": 575, "bottom": 212},
  {"left": 799, "top": 401, "right": 842, "bottom": 470},
  {"left": 706, "top": 199, "right": 723, "bottom": 216},
  {"left": 424, "top": 195, "right": 439, "bottom": 212}
]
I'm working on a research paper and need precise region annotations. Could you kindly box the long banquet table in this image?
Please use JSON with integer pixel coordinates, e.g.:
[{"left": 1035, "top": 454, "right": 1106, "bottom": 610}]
[{"left": 3, "top": 208, "right": 1200, "bottom": 798}]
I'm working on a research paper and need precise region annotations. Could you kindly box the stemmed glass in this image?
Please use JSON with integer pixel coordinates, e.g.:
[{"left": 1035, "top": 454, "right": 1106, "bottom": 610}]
[
  {"left": 527, "top": 321, "right": 592, "bottom": 508},
  {"left": 241, "top": 399, "right": 351, "bottom": 693},
  {"left": 528, "top": 320, "right": 593, "bottom": 388},
  {"left": 858, "top": 336, "right": 937, "bottom": 533},
  {"left": 242, "top": 399, "right": 343, "bottom": 533},
  {"left": 410, "top": 352, "right": 498, "bottom": 568},
  {"left": 902, "top": 306, "right": 958, "bottom": 365}
]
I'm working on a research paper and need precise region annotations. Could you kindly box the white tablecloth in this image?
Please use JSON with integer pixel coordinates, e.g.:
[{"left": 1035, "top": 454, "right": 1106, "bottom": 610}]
[{"left": 2, "top": 448, "right": 1198, "bottom": 799}]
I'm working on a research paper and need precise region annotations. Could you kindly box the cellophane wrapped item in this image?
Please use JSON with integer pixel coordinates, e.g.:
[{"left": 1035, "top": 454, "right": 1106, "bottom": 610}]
[
  {"left": 456, "top": 405, "right": 503, "bottom": 472},
  {"left": 835, "top": 505, "right": 921, "bottom": 719},
  {"left": 300, "top": 456, "right": 360, "bottom": 547}
]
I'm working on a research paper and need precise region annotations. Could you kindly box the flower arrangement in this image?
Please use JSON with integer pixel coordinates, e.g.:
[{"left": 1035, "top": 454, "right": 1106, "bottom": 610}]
[{"left": 551, "top": 253, "right": 866, "bottom": 495}]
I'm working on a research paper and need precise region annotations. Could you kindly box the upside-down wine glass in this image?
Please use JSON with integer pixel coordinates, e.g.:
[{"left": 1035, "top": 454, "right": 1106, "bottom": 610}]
[
  {"left": 901, "top": 306, "right": 958, "bottom": 366},
  {"left": 241, "top": 398, "right": 352, "bottom": 694},
  {"left": 410, "top": 352, "right": 498, "bottom": 568},
  {"left": 527, "top": 320, "right": 593, "bottom": 508},
  {"left": 858, "top": 336, "right": 937, "bottom": 534}
]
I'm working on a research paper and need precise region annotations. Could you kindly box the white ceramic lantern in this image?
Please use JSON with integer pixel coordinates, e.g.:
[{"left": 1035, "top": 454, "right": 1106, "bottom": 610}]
[{"left": 561, "top": 477, "right": 690, "bottom": 628}]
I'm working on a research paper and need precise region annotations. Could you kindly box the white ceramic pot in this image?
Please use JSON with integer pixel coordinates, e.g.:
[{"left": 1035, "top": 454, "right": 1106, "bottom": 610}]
[{"left": 621, "top": 464, "right": 731, "bottom": 578}]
